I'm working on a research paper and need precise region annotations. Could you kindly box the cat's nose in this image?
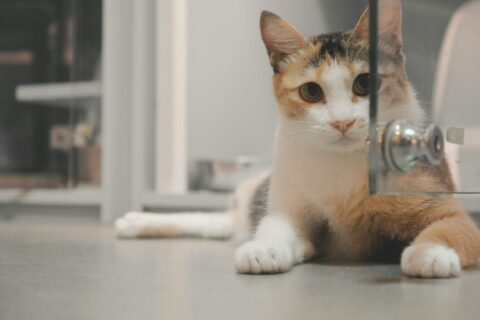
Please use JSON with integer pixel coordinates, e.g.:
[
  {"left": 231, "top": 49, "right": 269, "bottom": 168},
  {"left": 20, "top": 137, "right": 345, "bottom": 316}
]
[{"left": 330, "top": 119, "right": 356, "bottom": 134}]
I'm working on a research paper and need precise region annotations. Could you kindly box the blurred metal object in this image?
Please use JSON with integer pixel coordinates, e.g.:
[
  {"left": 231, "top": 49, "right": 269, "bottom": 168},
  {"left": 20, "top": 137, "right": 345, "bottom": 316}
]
[
  {"left": 380, "top": 120, "right": 444, "bottom": 174},
  {"left": 190, "top": 157, "right": 269, "bottom": 192}
]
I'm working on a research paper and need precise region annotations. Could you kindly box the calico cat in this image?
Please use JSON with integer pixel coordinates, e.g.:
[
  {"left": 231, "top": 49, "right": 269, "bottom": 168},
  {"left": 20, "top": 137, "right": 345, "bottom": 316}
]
[{"left": 115, "top": 0, "right": 480, "bottom": 278}]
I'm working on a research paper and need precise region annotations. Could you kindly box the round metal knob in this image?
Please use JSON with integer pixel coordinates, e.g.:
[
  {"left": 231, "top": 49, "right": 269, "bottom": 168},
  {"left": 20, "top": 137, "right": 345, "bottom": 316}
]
[{"left": 381, "top": 120, "right": 444, "bottom": 174}]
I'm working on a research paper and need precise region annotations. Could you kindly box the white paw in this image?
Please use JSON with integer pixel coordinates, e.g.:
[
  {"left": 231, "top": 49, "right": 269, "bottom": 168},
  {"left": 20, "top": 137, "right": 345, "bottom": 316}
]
[
  {"left": 235, "top": 240, "right": 295, "bottom": 274},
  {"left": 114, "top": 217, "right": 144, "bottom": 238},
  {"left": 401, "top": 243, "right": 461, "bottom": 278}
]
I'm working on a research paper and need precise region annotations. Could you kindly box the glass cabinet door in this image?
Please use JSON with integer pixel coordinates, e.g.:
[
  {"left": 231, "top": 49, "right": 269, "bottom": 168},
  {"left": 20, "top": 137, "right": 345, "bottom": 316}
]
[
  {"left": 368, "top": 0, "right": 480, "bottom": 195},
  {"left": 0, "top": 0, "right": 102, "bottom": 198}
]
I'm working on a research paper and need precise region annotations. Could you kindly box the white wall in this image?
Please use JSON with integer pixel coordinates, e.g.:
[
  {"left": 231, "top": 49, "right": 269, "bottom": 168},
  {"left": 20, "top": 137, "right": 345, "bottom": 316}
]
[{"left": 186, "top": 0, "right": 365, "bottom": 163}]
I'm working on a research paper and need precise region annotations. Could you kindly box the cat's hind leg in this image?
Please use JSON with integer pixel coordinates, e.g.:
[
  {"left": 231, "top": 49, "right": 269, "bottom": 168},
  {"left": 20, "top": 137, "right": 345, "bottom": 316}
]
[{"left": 115, "top": 211, "right": 233, "bottom": 239}]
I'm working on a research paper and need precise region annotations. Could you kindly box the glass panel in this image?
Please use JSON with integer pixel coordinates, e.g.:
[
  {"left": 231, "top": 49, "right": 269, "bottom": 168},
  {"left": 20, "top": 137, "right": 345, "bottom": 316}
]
[
  {"left": 369, "top": 0, "right": 480, "bottom": 194},
  {"left": 0, "top": 0, "right": 102, "bottom": 200}
]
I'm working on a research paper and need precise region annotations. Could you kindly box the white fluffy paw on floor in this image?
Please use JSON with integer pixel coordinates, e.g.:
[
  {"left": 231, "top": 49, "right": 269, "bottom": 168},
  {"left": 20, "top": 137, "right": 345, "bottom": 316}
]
[
  {"left": 401, "top": 243, "right": 461, "bottom": 278},
  {"left": 114, "top": 216, "right": 144, "bottom": 238},
  {"left": 235, "top": 240, "right": 295, "bottom": 274}
]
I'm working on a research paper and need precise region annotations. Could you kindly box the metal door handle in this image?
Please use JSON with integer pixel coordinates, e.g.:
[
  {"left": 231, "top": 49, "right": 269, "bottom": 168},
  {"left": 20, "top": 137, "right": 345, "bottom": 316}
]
[{"left": 379, "top": 120, "right": 444, "bottom": 174}]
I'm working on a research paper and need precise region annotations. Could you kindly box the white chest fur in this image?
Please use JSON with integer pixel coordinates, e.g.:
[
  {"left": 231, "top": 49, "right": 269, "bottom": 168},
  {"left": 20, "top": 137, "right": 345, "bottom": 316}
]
[{"left": 268, "top": 119, "right": 367, "bottom": 219}]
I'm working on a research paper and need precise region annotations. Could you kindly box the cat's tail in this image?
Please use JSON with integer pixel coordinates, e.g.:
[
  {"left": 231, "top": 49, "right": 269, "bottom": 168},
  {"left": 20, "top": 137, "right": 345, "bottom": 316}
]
[{"left": 114, "top": 211, "right": 234, "bottom": 240}]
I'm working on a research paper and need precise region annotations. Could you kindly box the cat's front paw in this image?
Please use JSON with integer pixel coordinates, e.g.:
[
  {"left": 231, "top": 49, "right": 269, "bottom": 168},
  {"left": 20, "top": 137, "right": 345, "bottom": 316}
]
[
  {"left": 235, "top": 240, "right": 295, "bottom": 274},
  {"left": 401, "top": 243, "right": 461, "bottom": 278}
]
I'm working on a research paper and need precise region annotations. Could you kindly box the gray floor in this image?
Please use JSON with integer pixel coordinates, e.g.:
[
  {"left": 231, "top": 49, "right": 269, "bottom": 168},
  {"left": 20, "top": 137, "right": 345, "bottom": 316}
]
[{"left": 1, "top": 213, "right": 480, "bottom": 320}]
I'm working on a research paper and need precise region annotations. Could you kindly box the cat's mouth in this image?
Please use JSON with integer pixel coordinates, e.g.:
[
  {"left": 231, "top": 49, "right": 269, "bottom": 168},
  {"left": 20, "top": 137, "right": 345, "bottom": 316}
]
[
  {"left": 335, "top": 136, "right": 364, "bottom": 143},
  {"left": 331, "top": 135, "right": 369, "bottom": 149}
]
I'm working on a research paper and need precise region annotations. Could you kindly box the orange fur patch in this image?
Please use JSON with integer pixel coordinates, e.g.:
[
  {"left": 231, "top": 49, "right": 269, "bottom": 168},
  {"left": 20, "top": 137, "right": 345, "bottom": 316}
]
[
  {"left": 273, "top": 74, "right": 311, "bottom": 119},
  {"left": 272, "top": 42, "right": 325, "bottom": 119},
  {"left": 413, "top": 217, "right": 480, "bottom": 267},
  {"left": 137, "top": 224, "right": 184, "bottom": 238},
  {"left": 293, "top": 160, "right": 480, "bottom": 265}
]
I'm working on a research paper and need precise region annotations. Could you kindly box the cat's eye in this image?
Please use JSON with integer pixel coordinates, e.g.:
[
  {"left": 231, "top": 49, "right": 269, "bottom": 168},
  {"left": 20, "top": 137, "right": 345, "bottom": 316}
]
[
  {"left": 352, "top": 73, "right": 381, "bottom": 97},
  {"left": 299, "top": 82, "right": 324, "bottom": 103}
]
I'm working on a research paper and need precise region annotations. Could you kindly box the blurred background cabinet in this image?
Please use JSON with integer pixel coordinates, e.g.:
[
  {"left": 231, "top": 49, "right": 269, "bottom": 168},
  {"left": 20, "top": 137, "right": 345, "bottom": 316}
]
[{"left": 0, "top": 0, "right": 102, "bottom": 207}]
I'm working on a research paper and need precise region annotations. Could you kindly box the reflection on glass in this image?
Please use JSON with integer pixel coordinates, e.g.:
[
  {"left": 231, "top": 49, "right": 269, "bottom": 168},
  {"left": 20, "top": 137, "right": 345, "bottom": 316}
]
[{"left": 369, "top": 0, "right": 480, "bottom": 194}]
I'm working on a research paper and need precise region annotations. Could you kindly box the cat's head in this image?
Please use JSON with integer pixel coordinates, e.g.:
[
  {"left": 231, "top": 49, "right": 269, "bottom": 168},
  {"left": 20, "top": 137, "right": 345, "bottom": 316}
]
[{"left": 261, "top": 0, "right": 421, "bottom": 153}]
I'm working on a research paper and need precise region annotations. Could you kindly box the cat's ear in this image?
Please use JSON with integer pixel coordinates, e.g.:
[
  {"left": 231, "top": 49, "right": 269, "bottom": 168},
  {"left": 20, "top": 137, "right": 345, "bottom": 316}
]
[
  {"left": 354, "top": 0, "right": 402, "bottom": 45},
  {"left": 260, "top": 11, "right": 307, "bottom": 68}
]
